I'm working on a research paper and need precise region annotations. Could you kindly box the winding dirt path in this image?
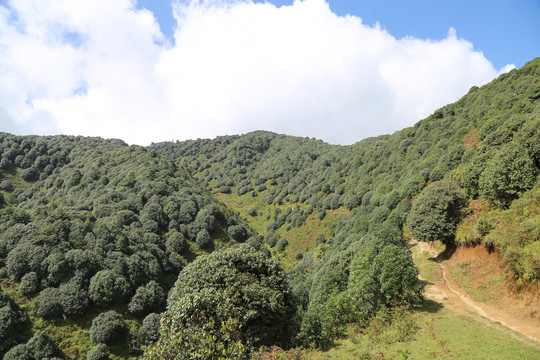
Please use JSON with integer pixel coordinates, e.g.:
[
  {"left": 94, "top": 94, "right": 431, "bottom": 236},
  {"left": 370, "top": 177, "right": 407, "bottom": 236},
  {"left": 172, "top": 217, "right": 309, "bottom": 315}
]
[{"left": 414, "top": 241, "right": 540, "bottom": 350}]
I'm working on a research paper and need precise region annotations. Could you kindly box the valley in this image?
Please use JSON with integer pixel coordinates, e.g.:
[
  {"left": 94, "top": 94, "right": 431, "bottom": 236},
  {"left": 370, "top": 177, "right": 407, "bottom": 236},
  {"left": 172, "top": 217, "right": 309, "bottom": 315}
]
[{"left": 0, "top": 58, "right": 539, "bottom": 359}]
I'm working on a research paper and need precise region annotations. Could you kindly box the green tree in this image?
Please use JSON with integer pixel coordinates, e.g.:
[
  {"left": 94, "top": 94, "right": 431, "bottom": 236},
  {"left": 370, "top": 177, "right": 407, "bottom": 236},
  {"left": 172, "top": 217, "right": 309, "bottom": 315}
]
[
  {"left": 87, "top": 344, "right": 110, "bottom": 360},
  {"left": 89, "top": 270, "right": 132, "bottom": 307},
  {"left": 128, "top": 281, "right": 165, "bottom": 316},
  {"left": 478, "top": 144, "right": 537, "bottom": 207},
  {"left": 90, "top": 310, "right": 128, "bottom": 345},
  {"left": 407, "top": 180, "right": 466, "bottom": 245},
  {"left": 145, "top": 244, "right": 296, "bottom": 358}
]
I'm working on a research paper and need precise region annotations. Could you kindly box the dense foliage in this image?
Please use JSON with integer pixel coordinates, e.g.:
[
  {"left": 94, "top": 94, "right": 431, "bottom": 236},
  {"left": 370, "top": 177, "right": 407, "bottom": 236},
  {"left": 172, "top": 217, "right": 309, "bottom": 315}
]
[
  {"left": 0, "top": 57, "right": 538, "bottom": 358},
  {"left": 0, "top": 134, "right": 254, "bottom": 357},
  {"left": 144, "top": 244, "right": 296, "bottom": 358},
  {"left": 407, "top": 181, "right": 467, "bottom": 244}
]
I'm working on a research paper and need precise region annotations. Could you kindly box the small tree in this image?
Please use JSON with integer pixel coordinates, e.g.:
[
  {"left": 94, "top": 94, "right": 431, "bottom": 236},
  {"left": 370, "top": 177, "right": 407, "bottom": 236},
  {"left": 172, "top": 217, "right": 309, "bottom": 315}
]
[
  {"left": 196, "top": 229, "right": 213, "bottom": 250},
  {"left": 478, "top": 144, "right": 537, "bottom": 207},
  {"left": 19, "top": 272, "right": 39, "bottom": 297},
  {"left": 407, "top": 180, "right": 466, "bottom": 245},
  {"left": 90, "top": 311, "right": 128, "bottom": 345},
  {"left": 87, "top": 343, "right": 110, "bottom": 360},
  {"left": 128, "top": 281, "right": 165, "bottom": 316}
]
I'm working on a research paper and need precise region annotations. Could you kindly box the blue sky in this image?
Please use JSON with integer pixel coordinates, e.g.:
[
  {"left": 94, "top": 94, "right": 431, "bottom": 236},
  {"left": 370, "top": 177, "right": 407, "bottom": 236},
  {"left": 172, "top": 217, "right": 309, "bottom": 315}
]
[
  {"left": 138, "top": 0, "right": 540, "bottom": 69},
  {"left": 0, "top": 0, "right": 535, "bottom": 145}
]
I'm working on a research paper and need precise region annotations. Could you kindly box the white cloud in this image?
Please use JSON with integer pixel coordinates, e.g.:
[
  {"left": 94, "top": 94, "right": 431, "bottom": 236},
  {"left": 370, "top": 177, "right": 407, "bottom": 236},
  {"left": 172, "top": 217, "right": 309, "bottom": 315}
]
[{"left": 0, "top": 0, "right": 512, "bottom": 145}]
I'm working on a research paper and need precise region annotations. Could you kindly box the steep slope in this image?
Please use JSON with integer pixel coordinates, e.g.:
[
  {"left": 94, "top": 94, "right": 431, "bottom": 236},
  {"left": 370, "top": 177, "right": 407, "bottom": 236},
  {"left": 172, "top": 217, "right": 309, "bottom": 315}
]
[
  {"left": 152, "top": 57, "right": 540, "bottom": 283},
  {"left": 0, "top": 134, "right": 255, "bottom": 358},
  {"left": 151, "top": 58, "right": 540, "bottom": 353}
]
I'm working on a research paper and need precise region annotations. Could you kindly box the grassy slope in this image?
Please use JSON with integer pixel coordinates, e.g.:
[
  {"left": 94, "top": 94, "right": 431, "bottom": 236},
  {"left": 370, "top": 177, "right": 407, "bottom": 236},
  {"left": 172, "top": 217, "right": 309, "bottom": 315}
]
[{"left": 259, "top": 241, "right": 540, "bottom": 360}]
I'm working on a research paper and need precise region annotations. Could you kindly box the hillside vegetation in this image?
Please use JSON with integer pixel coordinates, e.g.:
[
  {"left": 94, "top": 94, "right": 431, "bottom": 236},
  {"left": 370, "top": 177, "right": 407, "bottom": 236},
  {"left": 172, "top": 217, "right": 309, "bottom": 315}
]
[
  {"left": 0, "top": 57, "right": 538, "bottom": 359},
  {"left": 151, "top": 58, "right": 540, "bottom": 355},
  {"left": 0, "top": 135, "right": 255, "bottom": 358}
]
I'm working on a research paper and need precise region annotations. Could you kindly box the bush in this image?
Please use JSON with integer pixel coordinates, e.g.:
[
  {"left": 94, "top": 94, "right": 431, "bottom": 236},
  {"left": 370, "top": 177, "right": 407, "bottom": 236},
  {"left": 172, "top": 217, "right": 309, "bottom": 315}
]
[
  {"left": 90, "top": 311, "right": 128, "bottom": 345},
  {"left": 0, "top": 292, "right": 25, "bottom": 356},
  {"left": 59, "top": 277, "right": 90, "bottom": 317},
  {"left": 317, "top": 209, "right": 326, "bottom": 220},
  {"left": 27, "top": 331, "right": 58, "bottom": 359},
  {"left": 128, "top": 281, "right": 165, "bottom": 316},
  {"left": 19, "top": 272, "right": 39, "bottom": 297},
  {"left": 3, "top": 344, "right": 33, "bottom": 360},
  {"left": 142, "top": 313, "right": 161, "bottom": 343},
  {"left": 87, "top": 343, "right": 110, "bottom": 360},
  {"left": 276, "top": 238, "right": 289, "bottom": 252},
  {"left": 166, "top": 231, "right": 187, "bottom": 254},
  {"left": 219, "top": 185, "right": 231, "bottom": 194},
  {"left": 196, "top": 229, "right": 213, "bottom": 250},
  {"left": 0, "top": 180, "right": 12, "bottom": 191},
  {"left": 20, "top": 166, "right": 39, "bottom": 182},
  {"left": 247, "top": 208, "right": 257, "bottom": 217},
  {"left": 228, "top": 225, "right": 249, "bottom": 242},
  {"left": 479, "top": 144, "right": 537, "bottom": 207},
  {"left": 314, "top": 234, "right": 326, "bottom": 246},
  {"left": 146, "top": 244, "right": 296, "bottom": 358},
  {"left": 89, "top": 270, "right": 132, "bottom": 307},
  {"left": 407, "top": 180, "right": 466, "bottom": 245},
  {"left": 34, "top": 288, "right": 63, "bottom": 319}
]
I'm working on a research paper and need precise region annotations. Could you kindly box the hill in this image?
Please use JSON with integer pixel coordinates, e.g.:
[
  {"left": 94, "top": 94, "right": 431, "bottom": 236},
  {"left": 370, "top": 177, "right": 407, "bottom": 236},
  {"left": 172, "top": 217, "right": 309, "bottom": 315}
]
[
  {"left": 0, "top": 134, "right": 256, "bottom": 358},
  {"left": 0, "top": 57, "right": 538, "bottom": 359}
]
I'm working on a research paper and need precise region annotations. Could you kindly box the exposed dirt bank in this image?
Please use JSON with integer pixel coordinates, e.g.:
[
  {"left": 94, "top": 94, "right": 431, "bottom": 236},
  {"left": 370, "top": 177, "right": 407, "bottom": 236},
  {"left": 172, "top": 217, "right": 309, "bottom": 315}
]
[{"left": 413, "top": 241, "right": 540, "bottom": 349}]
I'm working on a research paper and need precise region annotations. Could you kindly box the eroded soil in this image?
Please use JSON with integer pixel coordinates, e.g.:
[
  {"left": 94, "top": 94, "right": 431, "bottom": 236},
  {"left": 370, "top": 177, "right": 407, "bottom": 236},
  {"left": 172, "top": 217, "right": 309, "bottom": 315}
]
[{"left": 412, "top": 241, "right": 540, "bottom": 350}]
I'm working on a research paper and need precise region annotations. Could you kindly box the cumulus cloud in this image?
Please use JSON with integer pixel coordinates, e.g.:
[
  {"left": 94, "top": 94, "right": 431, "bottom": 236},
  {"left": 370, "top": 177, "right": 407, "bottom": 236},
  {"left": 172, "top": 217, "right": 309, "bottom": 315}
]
[{"left": 0, "top": 0, "right": 512, "bottom": 145}]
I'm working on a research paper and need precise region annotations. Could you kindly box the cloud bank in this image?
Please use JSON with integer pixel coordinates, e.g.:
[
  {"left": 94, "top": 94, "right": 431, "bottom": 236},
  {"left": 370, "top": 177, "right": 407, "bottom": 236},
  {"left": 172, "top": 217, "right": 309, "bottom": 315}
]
[{"left": 0, "top": 0, "right": 512, "bottom": 145}]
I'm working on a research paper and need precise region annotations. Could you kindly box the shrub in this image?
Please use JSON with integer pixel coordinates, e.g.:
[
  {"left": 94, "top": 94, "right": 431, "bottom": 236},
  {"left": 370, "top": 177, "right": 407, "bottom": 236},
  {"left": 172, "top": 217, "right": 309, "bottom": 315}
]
[
  {"left": 228, "top": 225, "right": 249, "bottom": 242},
  {"left": 166, "top": 231, "right": 187, "bottom": 254},
  {"left": 276, "top": 238, "right": 289, "bottom": 252},
  {"left": 0, "top": 180, "right": 12, "bottom": 191},
  {"left": 142, "top": 313, "right": 161, "bottom": 343},
  {"left": 27, "top": 331, "right": 58, "bottom": 359},
  {"left": 90, "top": 311, "right": 128, "bottom": 345},
  {"left": 3, "top": 344, "right": 33, "bottom": 360},
  {"left": 196, "top": 229, "right": 213, "bottom": 250},
  {"left": 20, "top": 166, "right": 39, "bottom": 182},
  {"left": 407, "top": 180, "right": 466, "bottom": 245},
  {"left": 479, "top": 144, "right": 537, "bottom": 207},
  {"left": 314, "top": 234, "right": 326, "bottom": 246},
  {"left": 145, "top": 244, "right": 296, "bottom": 358},
  {"left": 89, "top": 270, "right": 131, "bottom": 307},
  {"left": 0, "top": 292, "right": 25, "bottom": 356},
  {"left": 59, "top": 277, "right": 90, "bottom": 318},
  {"left": 34, "top": 288, "right": 63, "bottom": 319},
  {"left": 87, "top": 343, "right": 110, "bottom": 360},
  {"left": 128, "top": 281, "right": 165, "bottom": 316},
  {"left": 19, "top": 272, "right": 39, "bottom": 297}
]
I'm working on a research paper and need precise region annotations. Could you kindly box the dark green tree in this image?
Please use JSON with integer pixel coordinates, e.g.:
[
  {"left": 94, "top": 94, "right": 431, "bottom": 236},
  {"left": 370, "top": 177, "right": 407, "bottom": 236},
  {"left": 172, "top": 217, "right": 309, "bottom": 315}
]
[
  {"left": 407, "top": 180, "right": 466, "bottom": 245},
  {"left": 145, "top": 244, "right": 296, "bottom": 358},
  {"left": 90, "top": 310, "right": 128, "bottom": 345},
  {"left": 89, "top": 270, "right": 132, "bottom": 307},
  {"left": 87, "top": 343, "right": 110, "bottom": 360},
  {"left": 478, "top": 144, "right": 537, "bottom": 207},
  {"left": 128, "top": 281, "right": 165, "bottom": 316}
]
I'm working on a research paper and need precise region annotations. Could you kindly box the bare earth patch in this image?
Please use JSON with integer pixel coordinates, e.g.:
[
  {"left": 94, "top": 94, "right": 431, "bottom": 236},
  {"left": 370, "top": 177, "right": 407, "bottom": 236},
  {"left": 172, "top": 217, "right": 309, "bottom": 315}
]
[{"left": 412, "top": 241, "right": 540, "bottom": 349}]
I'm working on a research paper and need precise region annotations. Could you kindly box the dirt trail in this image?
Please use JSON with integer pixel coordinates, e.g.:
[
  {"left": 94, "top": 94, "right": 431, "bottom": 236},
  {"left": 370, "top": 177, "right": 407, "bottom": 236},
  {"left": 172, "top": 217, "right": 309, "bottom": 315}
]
[{"left": 414, "top": 241, "right": 540, "bottom": 349}]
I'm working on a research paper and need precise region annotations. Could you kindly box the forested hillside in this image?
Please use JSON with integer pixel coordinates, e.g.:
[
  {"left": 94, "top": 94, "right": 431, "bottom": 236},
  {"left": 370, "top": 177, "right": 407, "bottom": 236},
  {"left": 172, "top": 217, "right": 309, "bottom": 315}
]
[
  {"left": 151, "top": 58, "right": 540, "bottom": 355},
  {"left": 0, "top": 57, "right": 538, "bottom": 359},
  {"left": 0, "top": 135, "right": 255, "bottom": 358}
]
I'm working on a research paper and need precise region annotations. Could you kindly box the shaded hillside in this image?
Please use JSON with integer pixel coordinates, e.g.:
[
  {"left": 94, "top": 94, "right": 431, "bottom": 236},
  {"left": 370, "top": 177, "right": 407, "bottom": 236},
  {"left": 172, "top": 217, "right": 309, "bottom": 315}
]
[{"left": 0, "top": 134, "right": 255, "bottom": 358}]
